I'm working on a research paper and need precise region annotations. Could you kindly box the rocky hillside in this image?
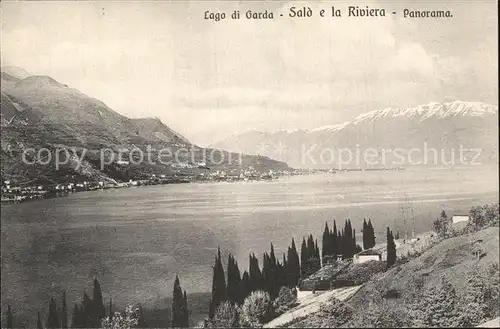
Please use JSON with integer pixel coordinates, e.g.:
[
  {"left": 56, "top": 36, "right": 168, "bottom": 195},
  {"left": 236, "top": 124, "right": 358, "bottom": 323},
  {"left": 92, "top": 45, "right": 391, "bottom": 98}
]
[
  {"left": 211, "top": 101, "right": 499, "bottom": 169},
  {"left": 0, "top": 66, "right": 290, "bottom": 183}
]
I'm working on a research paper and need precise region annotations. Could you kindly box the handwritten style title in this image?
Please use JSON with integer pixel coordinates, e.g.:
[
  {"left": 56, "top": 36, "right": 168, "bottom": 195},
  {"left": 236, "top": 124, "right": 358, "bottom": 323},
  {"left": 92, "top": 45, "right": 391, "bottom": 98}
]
[{"left": 204, "top": 6, "right": 453, "bottom": 22}]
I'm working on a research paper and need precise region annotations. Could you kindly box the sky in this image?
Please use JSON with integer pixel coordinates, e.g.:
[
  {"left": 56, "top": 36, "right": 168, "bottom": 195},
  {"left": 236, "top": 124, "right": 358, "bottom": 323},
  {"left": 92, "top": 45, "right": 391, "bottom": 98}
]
[{"left": 1, "top": 0, "right": 498, "bottom": 146}]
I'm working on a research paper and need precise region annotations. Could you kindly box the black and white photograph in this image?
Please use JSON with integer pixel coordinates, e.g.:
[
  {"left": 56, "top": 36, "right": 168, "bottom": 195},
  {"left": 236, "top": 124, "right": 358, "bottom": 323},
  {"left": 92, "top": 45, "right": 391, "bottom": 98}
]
[{"left": 1, "top": 0, "right": 499, "bottom": 328}]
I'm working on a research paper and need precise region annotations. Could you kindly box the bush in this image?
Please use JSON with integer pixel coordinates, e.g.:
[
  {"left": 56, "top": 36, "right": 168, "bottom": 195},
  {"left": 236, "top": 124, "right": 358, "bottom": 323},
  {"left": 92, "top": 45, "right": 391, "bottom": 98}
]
[
  {"left": 273, "top": 287, "right": 297, "bottom": 315},
  {"left": 336, "top": 261, "right": 386, "bottom": 283},
  {"left": 100, "top": 305, "right": 139, "bottom": 329},
  {"left": 207, "top": 301, "right": 240, "bottom": 328},
  {"left": 318, "top": 297, "right": 353, "bottom": 327},
  {"left": 467, "top": 203, "right": 499, "bottom": 232},
  {"left": 349, "top": 301, "right": 412, "bottom": 328},
  {"left": 414, "top": 276, "right": 462, "bottom": 327},
  {"left": 434, "top": 210, "right": 452, "bottom": 238},
  {"left": 240, "top": 291, "right": 273, "bottom": 328},
  {"left": 457, "top": 263, "right": 500, "bottom": 326}
]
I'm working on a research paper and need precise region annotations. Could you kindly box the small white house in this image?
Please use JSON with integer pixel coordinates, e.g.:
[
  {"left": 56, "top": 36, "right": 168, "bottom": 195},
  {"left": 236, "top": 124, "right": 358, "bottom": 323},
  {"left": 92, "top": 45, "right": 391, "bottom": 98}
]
[
  {"left": 452, "top": 215, "right": 470, "bottom": 224},
  {"left": 353, "top": 249, "right": 382, "bottom": 264}
]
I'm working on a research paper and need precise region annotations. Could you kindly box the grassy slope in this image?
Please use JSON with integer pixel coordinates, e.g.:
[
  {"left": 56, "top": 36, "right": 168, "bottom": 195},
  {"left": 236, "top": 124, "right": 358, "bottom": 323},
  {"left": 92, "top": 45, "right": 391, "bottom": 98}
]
[
  {"left": 348, "top": 226, "right": 499, "bottom": 310},
  {"left": 286, "top": 226, "right": 499, "bottom": 328}
]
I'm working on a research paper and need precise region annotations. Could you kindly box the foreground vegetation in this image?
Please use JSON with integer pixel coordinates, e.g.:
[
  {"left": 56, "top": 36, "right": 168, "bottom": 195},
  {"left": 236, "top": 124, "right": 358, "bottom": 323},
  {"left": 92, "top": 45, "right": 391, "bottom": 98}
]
[{"left": 3, "top": 203, "right": 498, "bottom": 328}]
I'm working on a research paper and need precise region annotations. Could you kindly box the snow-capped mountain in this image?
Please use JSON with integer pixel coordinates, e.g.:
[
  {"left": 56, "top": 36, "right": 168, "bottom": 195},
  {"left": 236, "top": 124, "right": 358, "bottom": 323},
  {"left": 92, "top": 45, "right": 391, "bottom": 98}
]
[
  {"left": 313, "top": 101, "right": 497, "bottom": 131},
  {"left": 211, "top": 101, "right": 499, "bottom": 168}
]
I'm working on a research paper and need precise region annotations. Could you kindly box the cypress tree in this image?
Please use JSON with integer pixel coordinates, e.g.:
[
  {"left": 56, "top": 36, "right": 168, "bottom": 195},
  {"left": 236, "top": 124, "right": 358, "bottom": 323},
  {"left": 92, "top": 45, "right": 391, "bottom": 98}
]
[
  {"left": 227, "top": 254, "right": 242, "bottom": 305},
  {"left": 362, "top": 218, "right": 368, "bottom": 250},
  {"left": 269, "top": 244, "right": 279, "bottom": 298},
  {"left": 368, "top": 219, "right": 376, "bottom": 248},
  {"left": 61, "top": 291, "right": 68, "bottom": 329},
  {"left": 353, "top": 229, "right": 357, "bottom": 255},
  {"left": 386, "top": 227, "right": 397, "bottom": 268},
  {"left": 262, "top": 252, "right": 270, "bottom": 296},
  {"left": 285, "top": 247, "right": 293, "bottom": 287},
  {"left": 290, "top": 238, "right": 300, "bottom": 286},
  {"left": 241, "top": 271, "right": 251, "bottom": 302},
  {"left": 183, "top": 291, "right": 189, "bottom": 327},
  {"left": 344, "top": 219, "right": 355, "bottom": 258},
  {"left": 37, "top": 311, "right": 43, "bottom": 329},
  {"left": 82, "top": 292, "right": 92, "bottom": 327},
  {"left": 342, "top": 223, "right": 347, "bottom": 258},
  {"left": 307, "top": 234, "right": 315, "bottom": 260},
  {"left": 300, "top": 238, "right": 307, "bottom": 278},
  {"left": 281, "top": 253, "right": 287, "bottom": 290},
  {"left": 233, "top": 259, "right": 241, "bottom": 302},
  {"left": 92, "top": 278, "right": 105, "bottom": 327},
  {"left": 172, "top": 275, "right": 188, "bottom": 327},
  {"left": 332, "top": 221, "right": 338, "bottom": 258},
  {"left": 209, "top": 247, "right": 227, "bottom": 319},
  {"left": 77, "top": 302, "right": 86, "bottom": 329},
  {"left": 314, "top": 239, "right": 321, "bottom": 270},
  {"left": 249, "top": 253, "right": 262, "bottom": 292},
  {"left": 47, "top": 297, "right": 59, "bottom": 329},
  {"left": 6, "top": 304, "right": 13, "bottom": 329},
  {"left": 71, "top": 304, "right": 79, "bottom": 329},
  {"left": 109, "top": 298, "right": 113, "bottom": 321},
  {"left": 137, "top": 304, "right": 147, "bottom": 328},
  {"left": 322, "top": 222, "right": 330, "bottom": 260}
]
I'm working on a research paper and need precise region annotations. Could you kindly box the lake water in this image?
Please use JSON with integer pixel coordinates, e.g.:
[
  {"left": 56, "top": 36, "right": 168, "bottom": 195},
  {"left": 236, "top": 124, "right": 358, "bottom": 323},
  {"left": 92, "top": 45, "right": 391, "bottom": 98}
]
[{"left": 1, "top": 166, "right": 498, "bottom": 326}]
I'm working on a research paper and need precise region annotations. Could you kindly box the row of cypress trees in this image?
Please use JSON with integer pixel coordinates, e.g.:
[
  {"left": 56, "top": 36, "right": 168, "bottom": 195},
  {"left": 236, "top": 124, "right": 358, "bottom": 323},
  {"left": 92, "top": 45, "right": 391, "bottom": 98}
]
[
  {"left": 71, "top": 278, "right": 106, "bottom": 328},
  {"left": 7, "top": 275, "right": 185, "bottom": 329},
  {"left": 23, "top": 278, "right": 107, "bottom": 329},
  {"left": 209, "top": 238, "right": 302, "bottom": 319},
  {"left": 362, "top": 218, "right": 376, "bottom": 250},
  {"left": 4, "top": 219, "right": 389, "bottom": 328},
  {"left": 300, "top": 234, "right": 321, "bottom": 278},
  {"left": 321, "top": 219, "right": 363, "bottom": 263},
  {"left": 209, "top": 217, "right": 383, "bottom": 318}
]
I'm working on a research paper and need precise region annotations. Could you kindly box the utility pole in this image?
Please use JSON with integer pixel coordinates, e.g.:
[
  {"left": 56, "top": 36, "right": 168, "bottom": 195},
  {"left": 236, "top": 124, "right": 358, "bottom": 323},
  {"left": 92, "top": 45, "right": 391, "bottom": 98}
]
[
  {"left": 401, "top": 202, "right": 408, "bottom": 243},
  {"left": 410, "top": 201, "right": 416, "bottom": 239}
]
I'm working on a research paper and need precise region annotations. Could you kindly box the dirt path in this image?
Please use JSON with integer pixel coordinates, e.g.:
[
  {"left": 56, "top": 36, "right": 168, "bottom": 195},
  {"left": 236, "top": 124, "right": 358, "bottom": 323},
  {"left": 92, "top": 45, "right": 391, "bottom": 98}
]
[{"left": 263, "top": 285, "right": 362, "bottom": 328}]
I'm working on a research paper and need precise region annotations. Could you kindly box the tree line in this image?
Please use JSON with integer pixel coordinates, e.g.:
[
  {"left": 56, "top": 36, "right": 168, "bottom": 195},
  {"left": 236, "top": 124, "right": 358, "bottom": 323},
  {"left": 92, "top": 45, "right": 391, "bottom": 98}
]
[
  {"left": 208, "top": 239, "right": 303, "bottom": 320},
  {"left": 208, "top": 217, "right": 396, "bottom": 321},
  {"left": 4, "top": 276, "right": 189, "bottom": 329},
  {"left": 321, "top": 219, "right": 370, "bottom": 264},
  {"left": 4, "top": 215, "right": 405, "bottom": 328}
]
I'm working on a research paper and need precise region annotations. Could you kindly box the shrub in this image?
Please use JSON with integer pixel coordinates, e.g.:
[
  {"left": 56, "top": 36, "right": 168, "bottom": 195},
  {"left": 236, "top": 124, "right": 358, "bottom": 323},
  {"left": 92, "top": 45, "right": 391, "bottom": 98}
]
[
  {"left": 457, "top": 263, "right": 500, "bottom": 326},
  {"left": 207, "top": 301, "right": 240, "bottom": 328},
  {"left": 336, "top": 261, "right": 386, "bottom": 283},
  {"left": 349, "top": 301, "right": 412, "bottom": 328},
  {"left": 100, "top": 305, "right": 139, "bottom": 329},
  {"left": 318, "top": 297, "right": 353, "bottom": 327},
  {"left": 433, "top": 210, "right": 452, "bottom": 238},
  {"left": 414, "top": 276, "right": 462, "bottom": 327},
  {"left": 240, "top": 291, "right": 273, "bottom": 328},
  {"left": 273, "top": 287, "right": 297, "bottom": 315},
  {"left": 467, "top": 203, "right": 499, "bottom": 232}
]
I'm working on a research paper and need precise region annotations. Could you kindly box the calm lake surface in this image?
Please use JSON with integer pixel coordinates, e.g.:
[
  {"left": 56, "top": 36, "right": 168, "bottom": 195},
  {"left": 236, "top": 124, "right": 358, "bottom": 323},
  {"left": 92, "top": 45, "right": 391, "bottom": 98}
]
[{"left": 1, "top": 166, "right": 498, "bottom": 325}]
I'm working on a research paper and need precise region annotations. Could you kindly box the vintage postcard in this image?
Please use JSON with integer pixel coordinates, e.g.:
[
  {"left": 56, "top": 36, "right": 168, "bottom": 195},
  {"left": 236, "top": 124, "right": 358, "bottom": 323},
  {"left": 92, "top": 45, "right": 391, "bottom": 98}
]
[{"left": 1, "top": 0, "right": 498, "bottom": 328}]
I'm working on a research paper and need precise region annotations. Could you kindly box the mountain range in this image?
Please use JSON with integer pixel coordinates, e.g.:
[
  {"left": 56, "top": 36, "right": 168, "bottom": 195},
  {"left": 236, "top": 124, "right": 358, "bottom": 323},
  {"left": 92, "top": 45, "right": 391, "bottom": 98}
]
[
  {"left": 211, "top": 101, "right": 499, "bottom": 169},
  {"left": 0, "top": 66, "right": 290, "bottom": 184}
]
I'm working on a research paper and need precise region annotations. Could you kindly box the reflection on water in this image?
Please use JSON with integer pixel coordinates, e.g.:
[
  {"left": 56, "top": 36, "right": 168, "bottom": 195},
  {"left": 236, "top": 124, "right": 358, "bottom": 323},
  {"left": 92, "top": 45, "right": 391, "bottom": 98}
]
[{"left": 1, "top": 167, "right": 498, "bottom": 326}]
